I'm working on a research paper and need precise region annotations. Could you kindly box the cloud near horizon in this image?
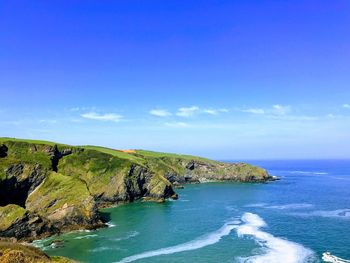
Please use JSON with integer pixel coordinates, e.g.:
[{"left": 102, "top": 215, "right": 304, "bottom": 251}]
[{"left": 81, "top": 112, "right": 123, "bottom": 122}]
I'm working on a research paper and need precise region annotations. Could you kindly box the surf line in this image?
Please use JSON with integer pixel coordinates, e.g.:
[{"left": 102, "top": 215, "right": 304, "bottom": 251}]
[
  {"left": 236, "top": 213, "right": 315, "bottom": 263},
  {"left": 116, "top": 213, "right": 315, "bottom": 263},
  {"left": 115, "top": 219, "right": 240, "bottom": 263}
]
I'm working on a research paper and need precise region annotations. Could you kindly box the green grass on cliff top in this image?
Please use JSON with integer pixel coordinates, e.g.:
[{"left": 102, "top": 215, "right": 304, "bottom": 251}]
[
  {"left": 82, "top": 145, "right": 144, "bottom": 163},
  {"left": 0, "top": 137, "right": 69, "bottom": 147},
  {"left": 0, "top": 137, "right": 215, "bottom": 164},
  {"left": 134, "top": 149, "right": 217, "bottom": 164}
]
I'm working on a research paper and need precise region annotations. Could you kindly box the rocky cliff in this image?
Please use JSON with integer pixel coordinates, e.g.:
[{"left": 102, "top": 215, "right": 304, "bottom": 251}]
[{"left": 0, "top": 138, "right": 273, "bottom": 241}]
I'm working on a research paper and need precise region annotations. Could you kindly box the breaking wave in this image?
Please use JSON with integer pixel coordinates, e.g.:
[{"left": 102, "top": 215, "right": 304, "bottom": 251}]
[
  {"left": 236, "top": 213, "right": 315, "bottom": 263},
  {"left": 115, "top": 219, "right": 239, "bottom": 263}
]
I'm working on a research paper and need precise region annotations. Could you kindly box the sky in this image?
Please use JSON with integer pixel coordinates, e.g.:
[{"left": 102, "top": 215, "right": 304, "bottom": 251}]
[{"left": 1, "top": 0, "right": 350, "bottom": 159}]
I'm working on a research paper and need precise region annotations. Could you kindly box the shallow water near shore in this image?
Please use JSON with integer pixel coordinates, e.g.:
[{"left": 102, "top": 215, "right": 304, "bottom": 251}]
[{"left": 37, "top": 160, "right": 350, "bottom": 263}]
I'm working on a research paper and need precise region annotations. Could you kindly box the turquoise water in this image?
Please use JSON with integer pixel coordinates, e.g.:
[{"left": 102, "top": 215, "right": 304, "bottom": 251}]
[{"left": 37, "top": 160, "right": 350, "bottom": 262}]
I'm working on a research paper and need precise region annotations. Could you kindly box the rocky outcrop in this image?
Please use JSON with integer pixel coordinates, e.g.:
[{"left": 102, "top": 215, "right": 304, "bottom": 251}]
[
  {"left": 183, "top": 160, "right": 272, "bottom": 183},
  {"left": 0, "top": 163, "right": 47, "bottom": 207},
  {"left": 0, "top": 205, "right": 57, "bottom": 241},
  {"left": 42, "top": 145, "right": 73, "bottom": 172},
  {"left": 0, "top": 142, "right": 103, "bottom": 240},
  {"left": 25, "top": 173, "right": 103, "bottom": 235},
  {"left": 165, "top": 159, "right": 272, "bottom": 187}
]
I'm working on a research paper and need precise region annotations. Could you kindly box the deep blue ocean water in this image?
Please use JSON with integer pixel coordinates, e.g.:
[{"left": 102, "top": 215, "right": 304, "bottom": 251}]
[{"left": 36, "top": 160, "right": 350, "bottom": 262}]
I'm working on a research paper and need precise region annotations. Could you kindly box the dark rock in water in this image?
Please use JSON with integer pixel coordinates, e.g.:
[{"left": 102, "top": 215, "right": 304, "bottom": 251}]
[
  {"left": 173, "top": 182, "right": 184, "bottom": 189},
  {"left": 0, "top": 144, "right": 8, "bottom": 158},
  {"left": 50, "top": 239, "right": 64, "bottom": 249}
]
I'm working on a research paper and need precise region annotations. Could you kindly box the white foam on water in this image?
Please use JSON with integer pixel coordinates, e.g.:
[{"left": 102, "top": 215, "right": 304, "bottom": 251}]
[
  {"left": 74, "top": 234, "right": 98, "bottom": 240},
  {"left": 115, "top": 219, "right": 239, "bottom": 263},
  {"left": 266, "top": 203, "right": 314, "bottom": 210},
  {"left": 292, "top": 209, "right": 350, "bottom": 219},
  {"left": 90, "top": 246, "right": 126, "bottom": 253},
  {"left": 289, "top": 171, "right": 328, "bottom": 175},
  {"left": 106, "top": 222, "right": 117, "bottom": 228},
  {"left": 322, "top": 252, "right": 350, "bottom": 263},
  {"left": 245, "top": 203, "right": 268, "bottom": 208},
  {"left": 32, "top": 236, "right": 56, "bottom": 250},
  {"left": 111, "top": 231, "right": 139, "bottom": 242},
  {"left": 245, "top": 203, "right": 314, "bottom": 210},
  {"left": 236, "top": 213, "right": 315, "bottom": 263},
  {"left": 32, "top": 240, "right": 45, "bottom": 249}
]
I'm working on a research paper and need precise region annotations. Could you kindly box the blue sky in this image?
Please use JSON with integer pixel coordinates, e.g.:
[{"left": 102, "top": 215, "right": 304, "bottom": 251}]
[{"left": 1, "top": 0, "right": 350, "bottom": 159}]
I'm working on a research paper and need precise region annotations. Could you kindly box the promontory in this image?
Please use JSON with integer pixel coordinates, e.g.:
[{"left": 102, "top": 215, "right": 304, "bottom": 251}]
[{"left": 0, "top": 138, "right": 273, "bottom": 242}]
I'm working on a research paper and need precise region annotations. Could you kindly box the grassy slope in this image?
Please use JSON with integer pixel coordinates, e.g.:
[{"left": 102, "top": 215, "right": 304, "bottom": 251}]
[
  {"left": 26, "top": 172, "right": 94, "bottom": 220},
  {"left": 82, "top": 145, "right": 144, "bottom": 164},
  {"left": 57, "top": 148, "right": 134, "bottom": 198},
  {"left": 0, "top": 205, "right": 26, "bottom": 231}
]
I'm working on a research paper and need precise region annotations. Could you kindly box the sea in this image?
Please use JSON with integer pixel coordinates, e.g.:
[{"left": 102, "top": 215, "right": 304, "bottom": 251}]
[{"left": 34, "top": 160, "right": 350, "bottom": 263}]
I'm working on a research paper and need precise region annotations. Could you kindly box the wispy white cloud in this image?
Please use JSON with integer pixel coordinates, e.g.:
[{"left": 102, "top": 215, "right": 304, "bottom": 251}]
[
  {"left": 242, "top": 108, "right": 265, "bottom": 114},
  {"left": 202, "top": 108, "right": 229, "bottom": 115},
  {"left": 268, "top": 115, "right": 318, "bottom": 121},
  {"left": 240, "top": 104, "right": 318, "bottom": 121},
  {"left": 176, "top": 106, "right": 200, "bottom": 117},
  {"left": 176, "top": 106, "right": 228, "bottom": 117},
  {"left": 81, "top": 112, "right": 123, "bottom": 122},
  {"left": 149, "top": 109, "right": 171, "bottom": 117},
  {"left": 343, "top": 104, "right": 350, "bottom": 109},
  {"left": 165, "top": 122, "right": 189, "bottom": 128},
  {"left": 241, "top": 104, "right": 290, "bottom": 116}
]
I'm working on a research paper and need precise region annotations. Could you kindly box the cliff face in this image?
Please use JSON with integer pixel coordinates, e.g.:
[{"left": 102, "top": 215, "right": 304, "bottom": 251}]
[{"left": 0, "top": 138, "right": 272, "bottom": 240}]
